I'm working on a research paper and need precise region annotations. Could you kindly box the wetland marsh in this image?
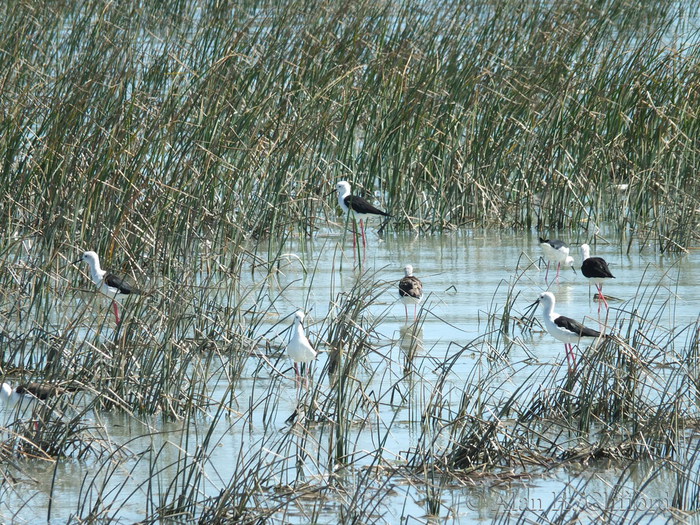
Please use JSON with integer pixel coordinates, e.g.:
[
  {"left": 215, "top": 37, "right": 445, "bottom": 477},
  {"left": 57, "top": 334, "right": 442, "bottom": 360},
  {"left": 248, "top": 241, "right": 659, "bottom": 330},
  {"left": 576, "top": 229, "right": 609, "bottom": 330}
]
[{"left": 1, "top": 0, "right": 699, "bottom": 523}]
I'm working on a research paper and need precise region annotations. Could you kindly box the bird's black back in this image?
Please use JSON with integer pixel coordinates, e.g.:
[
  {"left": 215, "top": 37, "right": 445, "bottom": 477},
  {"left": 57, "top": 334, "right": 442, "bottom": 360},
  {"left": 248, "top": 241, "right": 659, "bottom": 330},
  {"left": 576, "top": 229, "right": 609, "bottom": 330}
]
[
  {"left": 399, "top": 276, "right": 422, "bottom": 299},
  {"left": 581, "top": 257, "right": 614, "bottom": 279},
  {"left": 344, "top": 195, "right": 390, "bottom": 216},
  {"left": 539, "top": 237, "right": 568, "bottom": 250},
  {"left": 554, "top": 315, "right": 601, "bottom": 338},
  {"left": 105, "top": 273, "right": 140, "bottom": 294},
  {"left": 16, "top": 382, "right": 61, "bottom": 400}
]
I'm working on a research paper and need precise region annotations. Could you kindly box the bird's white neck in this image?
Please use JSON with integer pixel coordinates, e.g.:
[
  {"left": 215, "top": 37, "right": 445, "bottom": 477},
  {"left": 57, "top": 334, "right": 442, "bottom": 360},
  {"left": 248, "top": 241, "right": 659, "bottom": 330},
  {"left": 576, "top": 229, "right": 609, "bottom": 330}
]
[
  {"left": 294, "top": 319, "right": 305, "bottom": 338},
  {"left": 581, "top": 245, "right": 591, "bottom": 261},
  {"left": 337, "top": 185, "right": 350, "bottom": 205},
  {"left": 92, "top": 268, "right": 106, "bottom": 286},
  {"left": 0, "top": 383, "right": 13, "bottom": 400},
  {"left": 87, "top": 261, "right": 106, "bottom": 285},
  {"left": 540, "top": 300, "right": 555, "bottom": 318}
]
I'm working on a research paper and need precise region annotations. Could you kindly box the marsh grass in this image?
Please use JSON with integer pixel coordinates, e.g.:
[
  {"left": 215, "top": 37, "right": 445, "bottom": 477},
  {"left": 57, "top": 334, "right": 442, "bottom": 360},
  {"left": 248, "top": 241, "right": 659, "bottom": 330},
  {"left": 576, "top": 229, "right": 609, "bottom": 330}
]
[
  {"left": 0, "top": 401, "right": 104, "bottom": 462},
  {"left": 1, "top": 0, "right": 698, "bottom": 253},
  {"left": 399, "top": 270, "right": 700, "bottom": 518},
  {"left": 1, "top": 0, "right": 700, "bottom": 522},
  {"left": 1, "top": 234, "right": 699, "bottom": 523}
]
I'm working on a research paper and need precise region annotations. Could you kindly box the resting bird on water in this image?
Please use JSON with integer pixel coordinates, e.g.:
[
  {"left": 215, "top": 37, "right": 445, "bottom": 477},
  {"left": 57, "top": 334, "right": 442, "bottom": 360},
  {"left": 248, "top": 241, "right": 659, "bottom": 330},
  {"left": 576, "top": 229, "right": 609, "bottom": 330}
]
[{"left": 398, "top": 264, "right": 423, "bottom": 321}]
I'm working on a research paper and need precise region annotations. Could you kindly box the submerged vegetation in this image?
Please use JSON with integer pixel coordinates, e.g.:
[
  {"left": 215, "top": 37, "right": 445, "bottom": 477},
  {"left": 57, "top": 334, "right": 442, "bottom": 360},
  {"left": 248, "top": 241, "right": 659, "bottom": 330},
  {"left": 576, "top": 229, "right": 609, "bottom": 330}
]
[{"left": 0, "top": 0, "right": 699, "bottom": 523}]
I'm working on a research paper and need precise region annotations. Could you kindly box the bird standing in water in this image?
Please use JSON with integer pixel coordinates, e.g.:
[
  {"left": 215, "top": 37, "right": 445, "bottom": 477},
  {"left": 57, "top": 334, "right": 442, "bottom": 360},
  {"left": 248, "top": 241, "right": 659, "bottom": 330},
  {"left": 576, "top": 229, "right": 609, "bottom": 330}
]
[
  {"left": 286, "top": 311, "right": 317, "bottom": 385},
  {"left": 580, "top": 244, "right": 615, "bottom": 314},
  {"left": 539, "top": 237, "right": 574, "bottom": 283},
  {"left": 535, "top": 291, "right": 602, "bottom": 370},
  {"left": 336, "top": 181, "right": 391, "bottom": 254},
  {"left": 74, "top": 251, "right": 140, "bottom": 323}
]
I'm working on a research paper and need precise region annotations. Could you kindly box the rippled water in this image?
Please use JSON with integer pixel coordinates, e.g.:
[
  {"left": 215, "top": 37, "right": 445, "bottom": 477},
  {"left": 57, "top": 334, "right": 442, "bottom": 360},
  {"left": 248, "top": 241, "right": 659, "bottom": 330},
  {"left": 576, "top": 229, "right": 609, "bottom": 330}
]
[{"left": 2, "top": 229, "right": 698, "bottom": 523}]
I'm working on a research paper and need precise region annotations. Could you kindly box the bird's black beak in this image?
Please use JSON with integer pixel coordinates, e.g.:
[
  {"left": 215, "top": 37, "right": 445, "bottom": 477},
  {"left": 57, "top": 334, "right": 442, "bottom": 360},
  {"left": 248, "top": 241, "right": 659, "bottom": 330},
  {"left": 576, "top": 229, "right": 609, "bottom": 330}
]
[
  {"left": 72, "top": 257, "right": 82, "bottom": 265},
  {"left": 520, "top": 298, "right": 540, "bottom": 331}
]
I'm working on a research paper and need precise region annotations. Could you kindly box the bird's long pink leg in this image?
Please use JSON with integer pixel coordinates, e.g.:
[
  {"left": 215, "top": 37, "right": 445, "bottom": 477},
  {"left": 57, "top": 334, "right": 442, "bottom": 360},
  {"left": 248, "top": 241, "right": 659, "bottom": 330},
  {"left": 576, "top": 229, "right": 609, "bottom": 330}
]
[
  {"left": 404, "top": 304, "right": 409, "bottom": 322},
  {"left": 112, "top": 301, "right": 121, "bottom": 324},
  {"left": 360, "top": 219, "right": 367, "bottom": 249},
  {"left": 565, "top": 343, "right": 576, "bottom": 371},
  {"left": 555, "top": 262, "right": 561, "bottom": 282},
  {"left": 294, "top": 362, "right": 301, "bottom": 388},
  {"left": 569, "top": 344, "right": 574, "bottom": 369},
  {"left": 599, "top": 285, "right": 609, "bottom": 309},
  {"left": 352, "top": 219, "right": 357, "bottom": 253},
  {"left": 594, "top": 285, "right": 608, "bottom": 315},
  {"left": 544, "top": 262, "right": 550, "bottom": 282}
]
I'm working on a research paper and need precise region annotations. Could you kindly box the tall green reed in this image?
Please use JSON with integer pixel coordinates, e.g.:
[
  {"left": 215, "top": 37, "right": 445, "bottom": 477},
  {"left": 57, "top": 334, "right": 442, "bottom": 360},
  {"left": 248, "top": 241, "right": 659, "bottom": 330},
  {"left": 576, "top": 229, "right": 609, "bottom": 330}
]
[{"left": 2, "top": 0, "right": 698, "bottom": 255}]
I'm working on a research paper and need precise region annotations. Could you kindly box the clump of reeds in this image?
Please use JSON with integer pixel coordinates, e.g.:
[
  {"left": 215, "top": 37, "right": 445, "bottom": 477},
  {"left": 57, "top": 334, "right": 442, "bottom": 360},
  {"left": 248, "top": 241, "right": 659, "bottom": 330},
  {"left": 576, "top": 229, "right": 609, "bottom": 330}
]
[
  {"left": 409, "top": 272, "right": 700, "bottom": 519},
  {"left": 1, "top": 0, "right": 698, "bottom": 253},
  {"left": 0, "top": 394, "right": 110, "bottom": 462}
]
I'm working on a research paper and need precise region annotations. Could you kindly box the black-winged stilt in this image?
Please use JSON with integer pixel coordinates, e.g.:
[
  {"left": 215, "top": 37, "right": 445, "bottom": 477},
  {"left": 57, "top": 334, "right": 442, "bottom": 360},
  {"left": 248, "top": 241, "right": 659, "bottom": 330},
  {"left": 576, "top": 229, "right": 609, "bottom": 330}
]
[
  {"left": 336, "top": 181, "right": 391, "bottom": 252},
  {"left": 74, "top": 251, "right": 140, "bottom": 323},
  {"left": 286, "top": 311, "right": 317, "bottom": 383},
  {"left": 580, "top": 244, "right": 615, "bottom": 313},
  {"left": 535, "top": 291, "right": 602, "bottom": 370},
  {"left": 1, "top": 382, "right": 36, "bottom": 405},
  {"left": 2, "top": 382, "right": 78, "bottom": 402},
  {"left": 398, "top": 264, "right": 423, "bottom": 321},
  {"left": 539, "top": 237, "right": 574, "bottom": 282}
]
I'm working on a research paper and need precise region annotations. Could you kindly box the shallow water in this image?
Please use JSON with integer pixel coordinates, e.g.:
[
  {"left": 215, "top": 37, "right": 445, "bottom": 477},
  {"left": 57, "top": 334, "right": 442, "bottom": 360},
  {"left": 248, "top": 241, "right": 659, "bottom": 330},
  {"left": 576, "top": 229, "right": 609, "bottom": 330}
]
[{"left": 2, "top": 229, "right": 698, "bottom": 523}]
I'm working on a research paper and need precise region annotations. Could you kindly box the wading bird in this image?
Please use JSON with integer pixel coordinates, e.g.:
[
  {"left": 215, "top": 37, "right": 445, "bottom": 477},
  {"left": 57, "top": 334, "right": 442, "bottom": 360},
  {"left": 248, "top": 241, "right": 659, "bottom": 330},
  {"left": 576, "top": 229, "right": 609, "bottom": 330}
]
[
  {"left": 286, "top": 311, "right": 317, "bottom": 385},
  {"left": 336, "top": 181, "right": 391, "bottom": 253},
  {"left": 539, "top": 237, "right": 574, "bottom": 283},
  {"left": 535, "top": 291, "right": 602, "bottom": 370},
  {"left": 74, "top": 251, "right": 140, "bottom": 324},
  {"left": 580, "top": 244, "right": 615, "bottom": 314},
  {"left": 2, "top": 382, "right": 78, "bottom": 402}
]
